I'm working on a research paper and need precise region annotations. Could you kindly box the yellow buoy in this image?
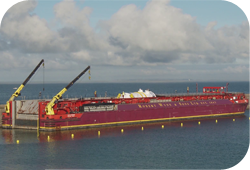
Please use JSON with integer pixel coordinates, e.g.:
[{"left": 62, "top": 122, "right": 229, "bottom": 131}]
[
  {"left": 216, "top": 120, "right": 218, "bottom": 123},
  {"left": 16, "top": 140, "right": 19, "bottom": 144},
  {"left": 162, "top": 125, "right": 164, "bottom": 129},
  {"left": 198, "top": 121, "right": 201, "bottom": 125},
  {"left": 233, "top": 119, "right": 235, "bottom": 122},
  {"left": 141, "top": 127, "right": 144, "bottom": 131},
  {"left": 121, "top": 129, "right": 124, "bottom": 133},
  {"left": 71, "top": 134, "right": 74, "bottom": 138}
]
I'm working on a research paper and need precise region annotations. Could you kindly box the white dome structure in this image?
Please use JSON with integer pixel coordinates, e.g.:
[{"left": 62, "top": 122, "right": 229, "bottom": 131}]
[{"left": 117, "top": 89, "right": 156, "bottom": 98}]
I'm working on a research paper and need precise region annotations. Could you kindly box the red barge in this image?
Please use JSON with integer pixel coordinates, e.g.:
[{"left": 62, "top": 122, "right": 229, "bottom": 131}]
[{"left": 1, "top": 64, "right": 249, "bottom": 131}]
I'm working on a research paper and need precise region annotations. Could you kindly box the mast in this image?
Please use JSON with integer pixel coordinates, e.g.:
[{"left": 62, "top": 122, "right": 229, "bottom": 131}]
[
  {"left": 45, "top": 66, "right": 90, "bottom": 115},
  {"left": 5, "top": 59, "right": 44, "bottom": 113}
]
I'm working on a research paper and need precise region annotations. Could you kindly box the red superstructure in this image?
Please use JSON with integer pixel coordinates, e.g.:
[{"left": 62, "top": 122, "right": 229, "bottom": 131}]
[
  {"left": 203, "top": 86, "right": 225, "bottom": 93},
  {"left": 2, "top": 87, "right": 248, "bottom": 131},
  {"left": 1, "top": 65, "right": 248, "bottom": 131},
  {"left": 32, "top": 90, "right": 247, "bottom": 131},
  {"left": 203, "top": 83, "right": 230, "bottom": 94}
]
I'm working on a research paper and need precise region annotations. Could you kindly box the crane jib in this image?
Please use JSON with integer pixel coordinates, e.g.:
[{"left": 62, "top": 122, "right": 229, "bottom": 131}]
[
  {"left": 65, "top": 66, "right": 90, "bottom": 90},
  {"left": 4, "top": 59, "right": 44, "bottom": 113},
  {"left": 22, "top": 59, "right": 44, "bottom": 86},
  {"left": 45, "top": 65, "right": 90, "bottom": 115}
]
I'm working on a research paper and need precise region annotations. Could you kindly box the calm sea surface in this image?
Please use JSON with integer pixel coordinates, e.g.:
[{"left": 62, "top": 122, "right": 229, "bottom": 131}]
[{"left": 0, "top": 82, "right": 249, "bottom": 169}]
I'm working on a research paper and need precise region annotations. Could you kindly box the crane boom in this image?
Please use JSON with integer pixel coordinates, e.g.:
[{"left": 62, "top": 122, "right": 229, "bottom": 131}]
[
  {"left": 5, "top": 59, "right": 44, "bottom": 113},
  {"left": 45, "top": 66, "right": 90, "bottom": 115}
]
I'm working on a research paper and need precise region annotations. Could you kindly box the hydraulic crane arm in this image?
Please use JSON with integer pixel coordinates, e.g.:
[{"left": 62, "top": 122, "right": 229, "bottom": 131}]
[
  {"left": 5, "top": 59, "right": 44, "bottom": 113},
  {"left": 45, "top": 66, "right": 90, "bottom": 115}
]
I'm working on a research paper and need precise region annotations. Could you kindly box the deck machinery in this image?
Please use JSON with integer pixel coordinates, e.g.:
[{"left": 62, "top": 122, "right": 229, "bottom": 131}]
[{"left": 1, "top": 63, "right": 248, "bottom": 131}]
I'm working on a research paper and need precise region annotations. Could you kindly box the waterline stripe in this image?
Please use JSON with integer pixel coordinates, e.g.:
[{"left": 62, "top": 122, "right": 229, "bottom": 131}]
[{"left": 40, "top": 111, "right": 244, "bottom": 129}]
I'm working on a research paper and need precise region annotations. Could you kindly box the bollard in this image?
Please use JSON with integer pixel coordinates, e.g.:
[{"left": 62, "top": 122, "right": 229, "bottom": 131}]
[
  {"left": 162, "top": 125, "right": 164, "bottom": 129},
  {"left": 98, "top": 131, "right": 100, "bottom": 136},
  {"left": 141, "top": 127, "right": 144, "bottom": 131},
  {"left": 71, "top": 134, "right": 74, "bottom": 139},
  {"left": 181, "top": 123, "right": 183, "bottom": 127},
  {"left": 16, "top": 140, "right": 19, "bottom": 144},
  {"left": 48, "top": 136, "right": 50, "bottom": 141},
  {"left": 216, "top": 120, "right": 218, "bottom": 123},
  {"left": 233, "top": 119, "right": 235, "bottom": 122},
  {"left": 198, "top": 121, "right": 201, "bottom": 125},
  {"left": 121, "top": 129, "right": 124, "bottom": 133}
]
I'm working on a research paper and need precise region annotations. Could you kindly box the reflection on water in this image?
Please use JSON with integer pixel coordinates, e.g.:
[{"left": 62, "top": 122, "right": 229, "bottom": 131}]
[
  {"left": 0, "top": 82, "right": 249, "bottom": 169},
  {"left": 1, "top": 113, "right": 247, "bottom": 145},
  {"left": 0, "top": 111, "right": 249, "bottom": 170}
]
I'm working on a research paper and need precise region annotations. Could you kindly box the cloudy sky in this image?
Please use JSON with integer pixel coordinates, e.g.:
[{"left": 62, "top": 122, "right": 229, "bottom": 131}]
[{"left": 0, "top": 0, "right": 249, "bottom": 83}]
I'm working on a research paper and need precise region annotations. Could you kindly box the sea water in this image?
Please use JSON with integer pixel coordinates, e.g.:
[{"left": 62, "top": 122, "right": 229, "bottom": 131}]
[
  {"left": 0, "top": 82, "right": 249, "bottom": 169},
  {"left": 0, "top": 81, "right": 249, "bottom": 104}
]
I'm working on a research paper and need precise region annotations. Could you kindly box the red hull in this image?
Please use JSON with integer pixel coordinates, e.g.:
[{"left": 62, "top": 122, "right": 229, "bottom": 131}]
[
  {"left": 2, "top": 92, "right": 248, "bottom": 131},
  {"left": 38, "top": 99, "right": 247, "bottom": 131}
]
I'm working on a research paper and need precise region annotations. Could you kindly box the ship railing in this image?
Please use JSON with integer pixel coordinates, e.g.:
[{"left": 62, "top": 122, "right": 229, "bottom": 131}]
[
  {"left": 157, "top": 92, "right": 215, "bottom": 97},
  {"left": 3, "top": 92, "right": 245, "bottom": 104},
  {"left": 77, "top": 97, "right": 114, "bottom": 101},
  {"left": 157, "top": 92, "right": 245, "bottom": 97}
]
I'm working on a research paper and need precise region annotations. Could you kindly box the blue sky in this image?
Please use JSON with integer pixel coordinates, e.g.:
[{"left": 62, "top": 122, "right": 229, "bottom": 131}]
[
  {"left": 169, "top": 0, "right": 247, "bottom": 27},
  {"left": 0, "top": 0, "right": 249, "bottom": 83},
  {"left": 33, "top": 0, "right": 147, "bottom": 28},
  {"left": 32, "top": 0, "right": 247, "bottom": 28}
]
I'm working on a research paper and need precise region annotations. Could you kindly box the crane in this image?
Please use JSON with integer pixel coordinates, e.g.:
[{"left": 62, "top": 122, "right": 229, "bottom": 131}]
[
  {"left": 5, "top": 59, "right": 44, "bottom": 113},
  {"left": 45, "top": 66, "right": 90, "bottom": 115}
]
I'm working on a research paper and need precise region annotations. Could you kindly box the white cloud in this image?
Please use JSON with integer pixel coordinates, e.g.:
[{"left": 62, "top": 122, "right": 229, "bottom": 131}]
[
  {"left": 54, "top": 0, "right": 92, "bottom": 30},
  {"left": 103, "top": 0, "right": 212, "bottom": 52},
  {"left": 222, "top": 65, "right": 249, "bottom": 73},
  {"left": 0, "top": 0, "right": 248, "bottom": 82},
  {"left": 71, "top": 50, "right": 91, "bottom": 61},
  {"left": 1, "top": 0, "right": 61, "bottom": 53},
  {"left": 99, "top": 0, "right": 213, "bottom": 62},
  {"left": 99, "top": 0, "right": 248, "bottom": 65}
]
